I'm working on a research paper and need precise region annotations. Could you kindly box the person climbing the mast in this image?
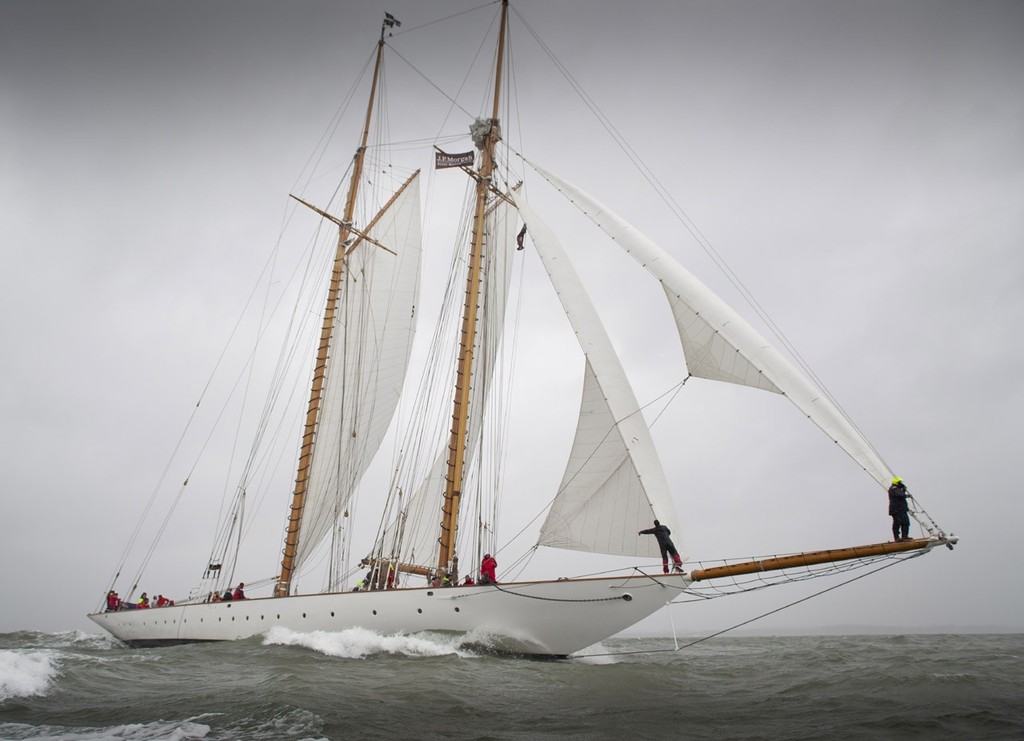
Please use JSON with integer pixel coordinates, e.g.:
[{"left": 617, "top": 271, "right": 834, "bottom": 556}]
[
  {"left": 888, "top": 477, "right": 912, "bottom": 541},
  {"left": 639, "top": 520, "right": 684, "bottom": 574}
]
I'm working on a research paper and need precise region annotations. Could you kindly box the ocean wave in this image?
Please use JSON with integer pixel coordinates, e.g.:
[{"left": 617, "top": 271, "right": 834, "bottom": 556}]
[
  {"left": 262, "top": 626, "right": 466, "bottom": 659},
  {"left": 0, "top": 630, "right": 123, "bottom": 651},
  {"left": 0, "top": 719, "right": 211, "bottom": 740},
  {"left": 0, "top": 650, "right": 58, "bottom": 703}
]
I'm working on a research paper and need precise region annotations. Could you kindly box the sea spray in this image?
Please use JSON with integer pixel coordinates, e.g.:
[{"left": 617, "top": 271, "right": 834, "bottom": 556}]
[
  {"left": 262, "top": 626, "right": 465, "bottom": 659},
  {"left": 0, "top": 650, "right": 58, "bottom": 702}
]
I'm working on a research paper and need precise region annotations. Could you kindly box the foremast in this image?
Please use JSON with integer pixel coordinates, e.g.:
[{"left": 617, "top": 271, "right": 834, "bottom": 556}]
[
  {"left": 437, "top": 0, "right": 509, "bottom": 579},
  {"left": 275, "top": 25, "right": 388, "bottom": 598}
]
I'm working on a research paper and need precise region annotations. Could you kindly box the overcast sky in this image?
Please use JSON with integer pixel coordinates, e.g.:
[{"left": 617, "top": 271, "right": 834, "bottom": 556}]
[{"left": 2, "top": 0, "right": 1022, "bottom": 637}]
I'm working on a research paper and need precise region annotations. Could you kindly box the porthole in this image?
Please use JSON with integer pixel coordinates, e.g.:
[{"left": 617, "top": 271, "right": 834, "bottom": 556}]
[
  {"left": 231, "top": 617, "right": 235, "bottom": 621},
  {"left": 200, "top": 618, "right": 203, "bottom": 623},
  {"left": 427, "top": 591, "right": 434, "bottom": 597},
  {"left": 218, "top": 617, "right": 222, "bottom": 622},
  {"left": 302, "top": 613, "right": 307, "bottom": 618},
  {"left": 454, "top": 607, "right": 460, "bottom": 613},
  {"left": 331, "top": 611, "right": 335, "bottom": 617},
  {"left": 372, "top": 610, "right": 377, "bottom": 615},
  {"left": 276, "top": 614, "right": 280, "bottom": 619},
  {"left": 417, "top": 608, "right": 423, "bottom": 614},
  {"left": 245, "top": 616, "right": 249, "bottom": 621}
]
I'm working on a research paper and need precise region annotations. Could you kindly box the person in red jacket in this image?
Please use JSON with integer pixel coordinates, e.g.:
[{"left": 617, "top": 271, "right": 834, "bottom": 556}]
[
  {"left": 233, "top": 583, "right": 246, "bottom": 600},
  {"left": 480, "top": 554, "right": 498, "bottom": 584}
]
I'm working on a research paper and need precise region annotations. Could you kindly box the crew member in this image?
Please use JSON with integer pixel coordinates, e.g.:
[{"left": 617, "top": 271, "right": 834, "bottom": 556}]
[
  {"left": 888, "top": 477, "right": 912, "bottom": 541},
  {"left": 639, "top": 520, "right": 684, "bottom": 574},
  {"left": 480, "top": 554, "right": 498, "bottom": 584}
]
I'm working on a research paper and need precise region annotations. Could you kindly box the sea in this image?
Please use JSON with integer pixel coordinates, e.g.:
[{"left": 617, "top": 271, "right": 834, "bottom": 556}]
[{"left": 1, "top": 629, "right": 1021, "bottom": 740}]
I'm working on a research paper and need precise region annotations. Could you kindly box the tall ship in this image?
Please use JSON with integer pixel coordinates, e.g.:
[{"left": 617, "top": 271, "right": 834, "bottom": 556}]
[{"left": 89, "top": 2, "right": 955, "bottom": 658}]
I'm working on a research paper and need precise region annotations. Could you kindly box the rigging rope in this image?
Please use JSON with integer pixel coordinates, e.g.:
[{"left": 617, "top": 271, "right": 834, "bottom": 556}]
[{"left": 569, "top": 549, "right": 928, "bottom": 660}]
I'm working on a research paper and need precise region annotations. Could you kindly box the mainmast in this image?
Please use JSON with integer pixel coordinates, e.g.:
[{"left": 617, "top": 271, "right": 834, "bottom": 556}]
[
  {"left": 275, "top": 27, "right": 388, "bottom": 598},
  {"left": 437, "top": 0, "right": 509, "bottom": 577}
]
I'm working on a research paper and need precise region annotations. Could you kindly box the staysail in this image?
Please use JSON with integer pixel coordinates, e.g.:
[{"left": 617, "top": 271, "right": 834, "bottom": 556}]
[
  {"left": 513, "top": 192, "right": 682, "bottom": 559},
  {"left": 290, "top": 174, "right": 423, "bottom": 573},
  {"left": 527, "top": 161, "right": 895, "bottom": 489}
]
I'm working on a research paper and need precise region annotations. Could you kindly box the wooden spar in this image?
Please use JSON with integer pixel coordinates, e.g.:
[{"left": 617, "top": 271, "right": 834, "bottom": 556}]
[
  {"left": 361, "top": 557, "right": 434, "bottom": 579},
  {"left": 275, "top": 36, "right": 386, "bottom": 598},
  {"left": 437, "top": 0, "right": 509, "bottom": 575},
  {"left": 688, "top": 537, "right": 941, "bottom": 582},
  {"left": 290, "top": 167, "right": 422, "bottom": 259}
]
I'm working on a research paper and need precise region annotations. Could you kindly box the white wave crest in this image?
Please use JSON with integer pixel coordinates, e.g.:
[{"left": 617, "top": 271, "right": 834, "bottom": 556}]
[
  {"left": 0, "top": 650, "right": 58, "bottom": 702},
  {"left": 569, "top": 642, "right": 620, "bottom": 664},
  {"left": 262, "top": 626, "right": 465, "bottom": 659},
  {"left": 44, "top": 630, "right": 124, "bottom": 650},
  {"left": 0, "top": 719, "right": 211, "bottom": 739}
]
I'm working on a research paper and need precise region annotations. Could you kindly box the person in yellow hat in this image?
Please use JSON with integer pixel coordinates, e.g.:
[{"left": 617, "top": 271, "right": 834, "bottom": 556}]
[{"left": 888, "top": 477, "right": 911, "bottom": 541}]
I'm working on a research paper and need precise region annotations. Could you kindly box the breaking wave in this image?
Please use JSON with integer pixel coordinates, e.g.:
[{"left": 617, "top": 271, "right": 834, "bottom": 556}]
[
  {"left": 0, "top": 650, "right": 58, "bottom": 703},
  {"left": 0, "top": 719, "right": 212, "bottom": 740},
  {"left": 262, "top": 626, "right": 469, "bottom": 659}
]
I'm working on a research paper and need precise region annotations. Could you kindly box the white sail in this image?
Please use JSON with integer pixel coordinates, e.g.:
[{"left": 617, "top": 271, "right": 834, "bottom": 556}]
[
  {"left": 513, "top": 192, "right": 681, "bottom": 559},
  {"left": 528, "top": 162, "right": 894, "bottom": 489},
  {"left": 293, "top": 175, "right": 423, "bottom": 572},
  {"left": 377, "top": 196, "right": 517, "bottom": 571}
]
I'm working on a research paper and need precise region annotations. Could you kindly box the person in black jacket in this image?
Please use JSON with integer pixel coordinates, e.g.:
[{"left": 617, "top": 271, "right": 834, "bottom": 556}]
[
  {"left": 639, "top": 520, "right": 684, "bottom": 574},
  {"left": 888, "top": 477, "right": 912, "bottom": 541}
]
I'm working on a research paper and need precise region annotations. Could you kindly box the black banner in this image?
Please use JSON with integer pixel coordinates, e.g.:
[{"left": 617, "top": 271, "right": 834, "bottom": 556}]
[{"left": 435, "top": 150, "right": 475, "bottom": 169}]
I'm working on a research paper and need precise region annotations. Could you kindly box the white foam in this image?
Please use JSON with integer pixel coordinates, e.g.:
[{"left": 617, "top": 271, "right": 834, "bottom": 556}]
[
  {"left": 0, "top": 719, "right": 211, "bottom": 739},
  {"left": 0, "top": 650, "right": 58, "bottom": 702},
  {"left": 45, "top": 630, "right": 124, "bottom": 650},
  {"left": 263, "top": 626, "right": 465, "bottom": 659},
  {"left": 569, "top": 642, "right": 620, "bottom": 664}
]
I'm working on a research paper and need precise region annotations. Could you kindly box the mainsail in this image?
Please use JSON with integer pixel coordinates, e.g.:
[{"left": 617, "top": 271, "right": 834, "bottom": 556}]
[
  {"left": 290, "top": 174, "right": 423, "bottom": 573},
  {"left": 514, "top": 192, "right": 681, "bottom": 559},
  {"left": 373, "top": 194, "right": 517, "bottom": 570},
  {"left": 527, "top": 161, "right": 895, "bottom": 490}
]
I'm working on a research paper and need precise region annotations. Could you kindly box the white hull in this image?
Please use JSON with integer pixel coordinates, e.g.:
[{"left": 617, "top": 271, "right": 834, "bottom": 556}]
[{"left": 89, "top": 573, "right": 689, "bottom": 657}]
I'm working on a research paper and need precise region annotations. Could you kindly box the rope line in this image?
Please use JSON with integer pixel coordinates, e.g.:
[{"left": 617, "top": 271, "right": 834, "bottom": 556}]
[{"left": 570, "top": 550, "right": 926, "bottom": 660}]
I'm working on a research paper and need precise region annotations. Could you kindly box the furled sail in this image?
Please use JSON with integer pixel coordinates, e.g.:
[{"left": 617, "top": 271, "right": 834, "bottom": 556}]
[
  {"left": 528, "top": 161, "right": 894, "bottom": 489},
  {"left": 292, "top": 174, "right": 423, "bottom": 573},
  {"left": 513, "top": 192, "right": 682, "bottom": 559}
]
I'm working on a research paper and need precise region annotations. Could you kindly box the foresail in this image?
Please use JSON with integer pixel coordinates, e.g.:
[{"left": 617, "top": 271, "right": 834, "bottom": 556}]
[
  {"left": 528, "top": 161, "right": 894, "bottom": 489},
  {"left": 513, "top": 192, "right": 681, "bottom": 560},
  {"left": 293, "top": 174, "right": 423, "bottom": 572}
]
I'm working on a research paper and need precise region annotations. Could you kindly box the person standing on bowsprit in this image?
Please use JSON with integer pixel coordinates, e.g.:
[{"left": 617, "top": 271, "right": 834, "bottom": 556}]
[
  {"left": 639, "top": 520, "right": 684, "bottom": 574},
  {"left": 888, "top": 477, "right": 912, "bottom": 541}
]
